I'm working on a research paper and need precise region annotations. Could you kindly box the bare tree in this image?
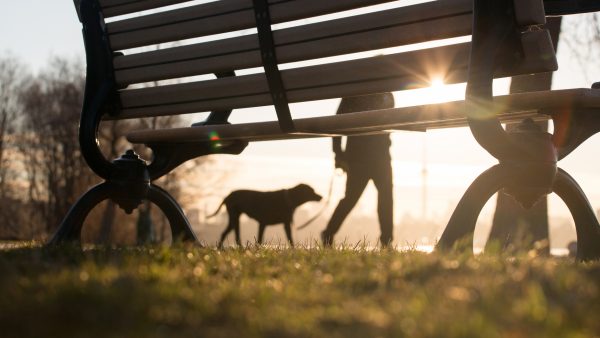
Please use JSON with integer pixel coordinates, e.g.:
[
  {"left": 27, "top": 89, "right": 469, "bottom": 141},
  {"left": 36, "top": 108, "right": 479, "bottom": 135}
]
[
  {"left": 18, "top": 58, "right": 96, "bottom": 237},
  {"left": 0, "top": 56, "right": 29, "bottom": 238},
  {"left": 561, "top": 13, "right": 600, "bottom": 83},
  {"left": 0, "top": 57, "right": 21, "bottom": 193}
]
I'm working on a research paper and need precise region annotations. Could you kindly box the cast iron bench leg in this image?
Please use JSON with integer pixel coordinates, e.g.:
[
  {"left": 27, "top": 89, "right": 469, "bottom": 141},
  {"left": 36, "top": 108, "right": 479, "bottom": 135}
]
[
  {"left": 437, "top": 165, "right": 600, "bottom": 261},
  {"left": 48, "top": 182, "right": 198, "bottom": 246}
]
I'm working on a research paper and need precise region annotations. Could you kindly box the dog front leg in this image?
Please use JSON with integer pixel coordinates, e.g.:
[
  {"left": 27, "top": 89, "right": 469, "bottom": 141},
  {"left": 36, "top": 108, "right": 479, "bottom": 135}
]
[
  {"left": 258, "top": 223, "right": 266, "bottom": 245},
  {"left": 219, "top": 210, "right": 240, "bottom": 248},
  {"left": 284, "top": 222, "right": 294, "bottom": 247},
  {"left": 234, "top": 222, "right": 242, "bottom": 246}
]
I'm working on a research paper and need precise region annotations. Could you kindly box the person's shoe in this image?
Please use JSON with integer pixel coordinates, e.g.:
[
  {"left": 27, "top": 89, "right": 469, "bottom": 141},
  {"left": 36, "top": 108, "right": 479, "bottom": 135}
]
[
  {"left": 380, "top": 236, "right": 393, "bottom": 249},
  {"left": 321, "top": 231, "right": 333, "bottom": 247}
]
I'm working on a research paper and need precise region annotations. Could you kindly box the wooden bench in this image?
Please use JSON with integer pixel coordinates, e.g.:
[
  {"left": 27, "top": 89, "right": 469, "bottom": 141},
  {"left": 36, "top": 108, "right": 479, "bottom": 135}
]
[{"left": 52, "top": 0, "right": 600, "bottom": 259}]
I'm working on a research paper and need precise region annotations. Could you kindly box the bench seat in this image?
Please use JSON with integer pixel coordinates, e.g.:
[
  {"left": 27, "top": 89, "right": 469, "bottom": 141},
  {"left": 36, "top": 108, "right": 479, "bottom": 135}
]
[{"left": 126, "top": 88, "right": 600, "bottom": 144}]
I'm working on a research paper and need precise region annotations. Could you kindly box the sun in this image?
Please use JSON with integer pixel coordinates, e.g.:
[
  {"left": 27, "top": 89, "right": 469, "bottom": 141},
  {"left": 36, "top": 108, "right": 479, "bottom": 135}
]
[
  {"left": 430, "top": 78, "right": 445, "bottom": 89},
  {"left": 393, "top": 77, "right": 465, "bottom": 108},
  {"left": 423, "top": 77, "right": 465, "bottom": 104}
]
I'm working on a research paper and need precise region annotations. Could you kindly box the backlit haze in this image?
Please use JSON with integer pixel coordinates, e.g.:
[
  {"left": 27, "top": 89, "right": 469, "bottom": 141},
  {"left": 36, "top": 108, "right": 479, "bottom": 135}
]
[{"left": 2, "top": 0, "right": 600, "bottom": 249}]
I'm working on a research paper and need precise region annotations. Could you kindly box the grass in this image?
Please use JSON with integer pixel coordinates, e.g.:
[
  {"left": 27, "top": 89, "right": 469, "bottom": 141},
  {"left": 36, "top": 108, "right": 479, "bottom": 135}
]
[{"left": 0, "top": 243, "right": 599, "bottom": 338}]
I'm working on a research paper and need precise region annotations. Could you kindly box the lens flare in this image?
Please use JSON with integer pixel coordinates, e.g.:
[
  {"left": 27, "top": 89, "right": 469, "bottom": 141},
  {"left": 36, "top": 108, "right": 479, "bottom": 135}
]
[
  {"left": 209, "top": 131, "right": 220, "bottom": 142},
  {"left": 208, "top": 130, "right": 222, "bottom": 150}
]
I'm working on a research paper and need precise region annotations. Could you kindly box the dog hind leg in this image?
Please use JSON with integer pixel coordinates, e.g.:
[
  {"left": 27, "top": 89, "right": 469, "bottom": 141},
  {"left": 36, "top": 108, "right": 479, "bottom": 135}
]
[
  {"left": 218, "top": 207, "right": 241, "bottom": 248},
  {"left": 228, "top": 209, "right": 242, "bottom": 246}
]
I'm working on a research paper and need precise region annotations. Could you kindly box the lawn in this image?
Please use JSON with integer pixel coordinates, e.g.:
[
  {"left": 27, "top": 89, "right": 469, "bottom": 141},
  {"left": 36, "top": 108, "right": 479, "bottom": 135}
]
[{"left": 0, "top": 243, "right": 599, "bottom": 338}]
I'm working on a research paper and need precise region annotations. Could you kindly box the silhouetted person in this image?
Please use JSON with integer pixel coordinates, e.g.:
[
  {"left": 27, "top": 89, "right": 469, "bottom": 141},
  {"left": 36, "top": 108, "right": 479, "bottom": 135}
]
[{"left": 321, "top": 93, "right": 395, "bottom": 247}]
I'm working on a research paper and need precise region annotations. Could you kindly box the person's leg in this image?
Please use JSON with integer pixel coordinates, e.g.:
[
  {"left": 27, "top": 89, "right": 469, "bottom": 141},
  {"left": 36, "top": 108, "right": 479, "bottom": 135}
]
[
  {"left": 322, "top": 167, "right": 370, "bottom": 246},
  {"left": 372, "top": 160, "right": 394, "bottom": 247}
]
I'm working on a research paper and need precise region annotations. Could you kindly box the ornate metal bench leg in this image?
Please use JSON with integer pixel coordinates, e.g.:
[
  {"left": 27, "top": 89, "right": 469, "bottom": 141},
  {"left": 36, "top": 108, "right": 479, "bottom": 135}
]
[
  {"left": 148, "top": 184, "right": 199, "bottom": 244},
  {"left": 552, "top": 168, "right": 600, "bottom": 261},
  {"left": 47, "top": 182, "right": 114, "bottom": 246},
  {"left": 437, "top": 164, "right": 511, "bottom": 252}
]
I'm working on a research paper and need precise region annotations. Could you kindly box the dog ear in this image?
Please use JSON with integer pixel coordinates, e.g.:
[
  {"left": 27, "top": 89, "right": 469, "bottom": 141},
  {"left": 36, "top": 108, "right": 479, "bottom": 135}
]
[{"left": 294, "top": 183, "right": 307, "bottom": 190}]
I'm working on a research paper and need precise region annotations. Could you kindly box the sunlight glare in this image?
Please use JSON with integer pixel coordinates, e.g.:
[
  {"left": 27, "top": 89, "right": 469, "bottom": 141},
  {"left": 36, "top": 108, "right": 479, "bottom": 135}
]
[
  {"left": 430, "top": 78, "right": 445, "bottom": 89},
  {"left": 393, "top": 77, "right": 466, "bottom": 108}
]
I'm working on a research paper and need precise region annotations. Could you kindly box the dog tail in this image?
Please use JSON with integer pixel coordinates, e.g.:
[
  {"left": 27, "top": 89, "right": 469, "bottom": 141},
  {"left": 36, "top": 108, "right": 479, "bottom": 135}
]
[{"left": 205, "top": 201, "right": 225, "bottom": 219}]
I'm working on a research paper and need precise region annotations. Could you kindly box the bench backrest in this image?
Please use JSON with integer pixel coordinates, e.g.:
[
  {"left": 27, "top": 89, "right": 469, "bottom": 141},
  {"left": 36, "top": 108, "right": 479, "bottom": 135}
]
[{"left": 78, "top": 0, "right": 557, "bottom": 129}]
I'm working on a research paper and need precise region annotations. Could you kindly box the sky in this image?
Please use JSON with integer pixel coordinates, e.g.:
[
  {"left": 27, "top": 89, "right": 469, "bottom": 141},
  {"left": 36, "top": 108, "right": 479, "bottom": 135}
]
[{"left": 1, "top": 0, "right": 600, "bottom": 247}]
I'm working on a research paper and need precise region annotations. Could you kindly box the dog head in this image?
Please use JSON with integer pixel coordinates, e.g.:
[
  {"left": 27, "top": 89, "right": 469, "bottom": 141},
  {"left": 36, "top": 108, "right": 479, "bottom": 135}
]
[{"left": 288, "top": 183, "right": 322, "bottom": 205}]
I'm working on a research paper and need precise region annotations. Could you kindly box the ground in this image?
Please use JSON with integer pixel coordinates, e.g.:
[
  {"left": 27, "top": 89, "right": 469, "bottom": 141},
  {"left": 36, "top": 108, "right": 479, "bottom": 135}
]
[{"left": 0, "top": 243, "right": 599, "bottom": 338}]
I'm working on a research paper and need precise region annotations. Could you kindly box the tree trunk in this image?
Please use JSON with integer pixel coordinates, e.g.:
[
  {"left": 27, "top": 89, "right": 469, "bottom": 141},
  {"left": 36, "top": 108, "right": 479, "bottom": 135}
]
[{"left": 486, "top": 17, "right": 562, "bottom": 253}]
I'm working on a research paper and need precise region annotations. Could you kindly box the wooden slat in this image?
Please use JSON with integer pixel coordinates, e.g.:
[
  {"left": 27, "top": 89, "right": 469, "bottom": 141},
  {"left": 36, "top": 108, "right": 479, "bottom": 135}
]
[
  {"left": 100, "top": 0, "right": 141, "bottom": 7},
  {"left": 118, "top": 43, "right": 472, "bottom": 109},
  {"left": 127, "top": 89, "right": 600, "bottom": 144},
  {"left": 107, "top": 0, "right": 397, "bottom": 50},
  {"left": 543, "top": 0, "right": 600, "bottom": 16},
  {"left": 101, "top": 0, "right": 191, "bottom": 18},
  {"left": 108, "top": 0, "right": 252, "bottom": 33},
  {"left": 113, "top": 0, "right": 473, "bottom": 85}
]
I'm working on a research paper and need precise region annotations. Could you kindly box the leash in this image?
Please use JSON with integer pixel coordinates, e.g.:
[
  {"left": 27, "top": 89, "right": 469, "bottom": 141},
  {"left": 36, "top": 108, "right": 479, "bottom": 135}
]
[{"left": 296, "top": 168, "right": 344, "bottom": 230}]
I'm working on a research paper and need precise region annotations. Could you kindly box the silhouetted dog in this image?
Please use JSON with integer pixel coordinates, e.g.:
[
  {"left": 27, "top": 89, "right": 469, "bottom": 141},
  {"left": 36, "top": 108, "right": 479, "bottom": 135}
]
[{"left": 208, "top": 184, "right": 322, "bottom": 247}]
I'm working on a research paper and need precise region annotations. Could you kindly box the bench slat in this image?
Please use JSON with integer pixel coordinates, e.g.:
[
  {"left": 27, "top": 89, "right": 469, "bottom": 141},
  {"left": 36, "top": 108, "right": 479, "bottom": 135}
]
[
  {"left": 125, "top": 89, "right": 600, "bottom": 144},
  {"left": 99, "top": 0, "right": 136, "bottom": 6},
  {"left": 107, "top": 0, "right": 398, "bottom": 50},
  {"left": 101, "top": 0, "right": 192, "bottom": 18},
  {"left": 113, "top": 1, "right": 473, "bottom": 85}
]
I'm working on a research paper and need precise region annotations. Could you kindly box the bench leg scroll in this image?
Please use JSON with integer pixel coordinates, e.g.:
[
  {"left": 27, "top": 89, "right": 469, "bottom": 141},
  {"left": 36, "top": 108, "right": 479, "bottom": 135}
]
[
  {"left": 553, "top": 168, "right": 600, "bottom": 261},
  {"left": 148, "top": 184, "right": 198, "bottom": 243},
  {"left": 436, "top": 164, "right": 512, "bottom": 252},
  {"left": 48, "top": 182, "right": 113, "bottom": 245}
]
